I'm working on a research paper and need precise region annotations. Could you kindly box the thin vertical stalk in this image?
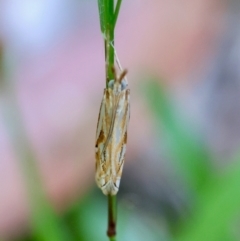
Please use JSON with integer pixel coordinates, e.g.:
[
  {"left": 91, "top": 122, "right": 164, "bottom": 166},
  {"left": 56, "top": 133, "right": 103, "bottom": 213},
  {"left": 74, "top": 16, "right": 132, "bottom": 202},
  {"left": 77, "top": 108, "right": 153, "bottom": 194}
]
[
  {"left": 104, "top": 0, "right": 115, "bottom": 84},
  {"left": 97, "top": 0, "right": 123, "bottom": 239},
  {"left": 107, "top": 195, "right": 117, "bottom": 240},
  {"left": 104, "top": 1, "right": 117, "bottom": 239}
]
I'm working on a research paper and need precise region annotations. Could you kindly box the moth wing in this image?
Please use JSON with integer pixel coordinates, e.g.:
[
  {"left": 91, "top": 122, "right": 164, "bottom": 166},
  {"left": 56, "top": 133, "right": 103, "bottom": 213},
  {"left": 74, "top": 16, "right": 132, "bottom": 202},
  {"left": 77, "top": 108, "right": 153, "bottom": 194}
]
[
  {"left": 112, "top": 89, "right": 130, "bottom": 176},
  {"left": 95, "top": 89, "right": 113, "bottom": 163},
  {"left": 118, "top": 89, "right": 130, "bottom": 136}
]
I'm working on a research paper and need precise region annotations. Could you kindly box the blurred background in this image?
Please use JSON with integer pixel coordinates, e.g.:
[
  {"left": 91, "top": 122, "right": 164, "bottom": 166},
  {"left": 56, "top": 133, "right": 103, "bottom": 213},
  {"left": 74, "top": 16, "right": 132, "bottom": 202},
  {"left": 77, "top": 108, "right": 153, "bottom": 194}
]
[{"left": 1, "top": 0, "right": 240, "bottom": 240}]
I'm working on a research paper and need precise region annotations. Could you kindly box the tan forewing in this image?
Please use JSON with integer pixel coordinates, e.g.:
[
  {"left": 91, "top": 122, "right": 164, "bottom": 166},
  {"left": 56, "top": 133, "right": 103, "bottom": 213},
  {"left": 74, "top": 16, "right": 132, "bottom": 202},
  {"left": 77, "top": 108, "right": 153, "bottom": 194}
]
[
  {"left": 101, "top": 89, "right": 129, "bottom": 186},
  {"left": 95, "top": 77, "right": 130, "bottom": 195},
  {"left": 95, "top": 88, "right": 114, "bottom": 187}
]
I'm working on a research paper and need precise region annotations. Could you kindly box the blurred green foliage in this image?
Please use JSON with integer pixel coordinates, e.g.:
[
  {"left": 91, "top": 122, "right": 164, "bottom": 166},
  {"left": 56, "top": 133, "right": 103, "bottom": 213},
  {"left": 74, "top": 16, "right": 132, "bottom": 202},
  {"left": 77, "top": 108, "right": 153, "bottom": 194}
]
[
  {"left": 3, "top": 73, "right": 240, "bottom": 241},
  {"left": 145, "top": 80, "right": 213, "bottom": 190},
  {"left": 2, "top": 0, "right": 239, "bottom": 239},
  {"left": 145, "top": 79, "right": 240, "bottom": 241}
]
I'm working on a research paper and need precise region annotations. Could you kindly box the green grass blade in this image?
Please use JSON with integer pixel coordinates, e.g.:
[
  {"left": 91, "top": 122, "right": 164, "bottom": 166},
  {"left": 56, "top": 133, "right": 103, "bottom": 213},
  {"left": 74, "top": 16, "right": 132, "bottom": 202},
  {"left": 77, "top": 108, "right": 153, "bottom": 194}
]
[
  {"left": 176, "top": 158, "right": 240, "bottom": 241},
  {"left": 28, "top": 170, "right": 64, "bottom": 241},
  {"left": 97, "top": 0, "right": 106, "bottom": 34},
  {"left": 144, "top": 80, "right": 212, "bottom": 189},
  {"left": 113, "top": 0, "right": 122, "bottom": 29}
]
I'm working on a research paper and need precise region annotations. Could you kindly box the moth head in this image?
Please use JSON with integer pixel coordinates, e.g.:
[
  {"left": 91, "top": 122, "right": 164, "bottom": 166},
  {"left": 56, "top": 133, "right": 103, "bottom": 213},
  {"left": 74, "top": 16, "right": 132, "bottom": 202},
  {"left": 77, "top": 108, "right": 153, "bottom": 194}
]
[{"left": 108, "top": 68, "right": 128, "bottom": 94}]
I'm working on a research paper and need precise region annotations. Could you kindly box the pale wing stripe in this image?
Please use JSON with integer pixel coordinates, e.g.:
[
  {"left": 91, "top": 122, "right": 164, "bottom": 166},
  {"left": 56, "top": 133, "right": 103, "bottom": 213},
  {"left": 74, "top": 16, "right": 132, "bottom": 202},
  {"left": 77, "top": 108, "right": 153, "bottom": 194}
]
[{"left": 101, "top": 94, "right": 121, "bottom": 155}]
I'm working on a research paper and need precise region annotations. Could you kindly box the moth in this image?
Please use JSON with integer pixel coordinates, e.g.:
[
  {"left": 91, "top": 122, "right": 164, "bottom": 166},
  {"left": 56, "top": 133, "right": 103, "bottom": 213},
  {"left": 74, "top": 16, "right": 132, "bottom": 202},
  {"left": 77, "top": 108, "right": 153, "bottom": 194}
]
[{"left": 95, "top": 68, "right": 130, "bottom": 195}]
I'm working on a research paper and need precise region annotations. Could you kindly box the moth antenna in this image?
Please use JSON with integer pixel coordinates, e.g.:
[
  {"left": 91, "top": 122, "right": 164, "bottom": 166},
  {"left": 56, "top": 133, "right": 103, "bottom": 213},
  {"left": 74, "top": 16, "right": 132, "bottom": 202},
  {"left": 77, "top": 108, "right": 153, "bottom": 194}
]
[
  {"left": 115, "top": 51, "right": 123, "bottom": 71},
  {"left": 110, "top": 42, "right": 123, "bottom": 71},
  {"left": 118, "top": 69, "right": 128, "bottom": 83},
  {"left": 109, "top": 43, "right": 128, "bottom": 83}
]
